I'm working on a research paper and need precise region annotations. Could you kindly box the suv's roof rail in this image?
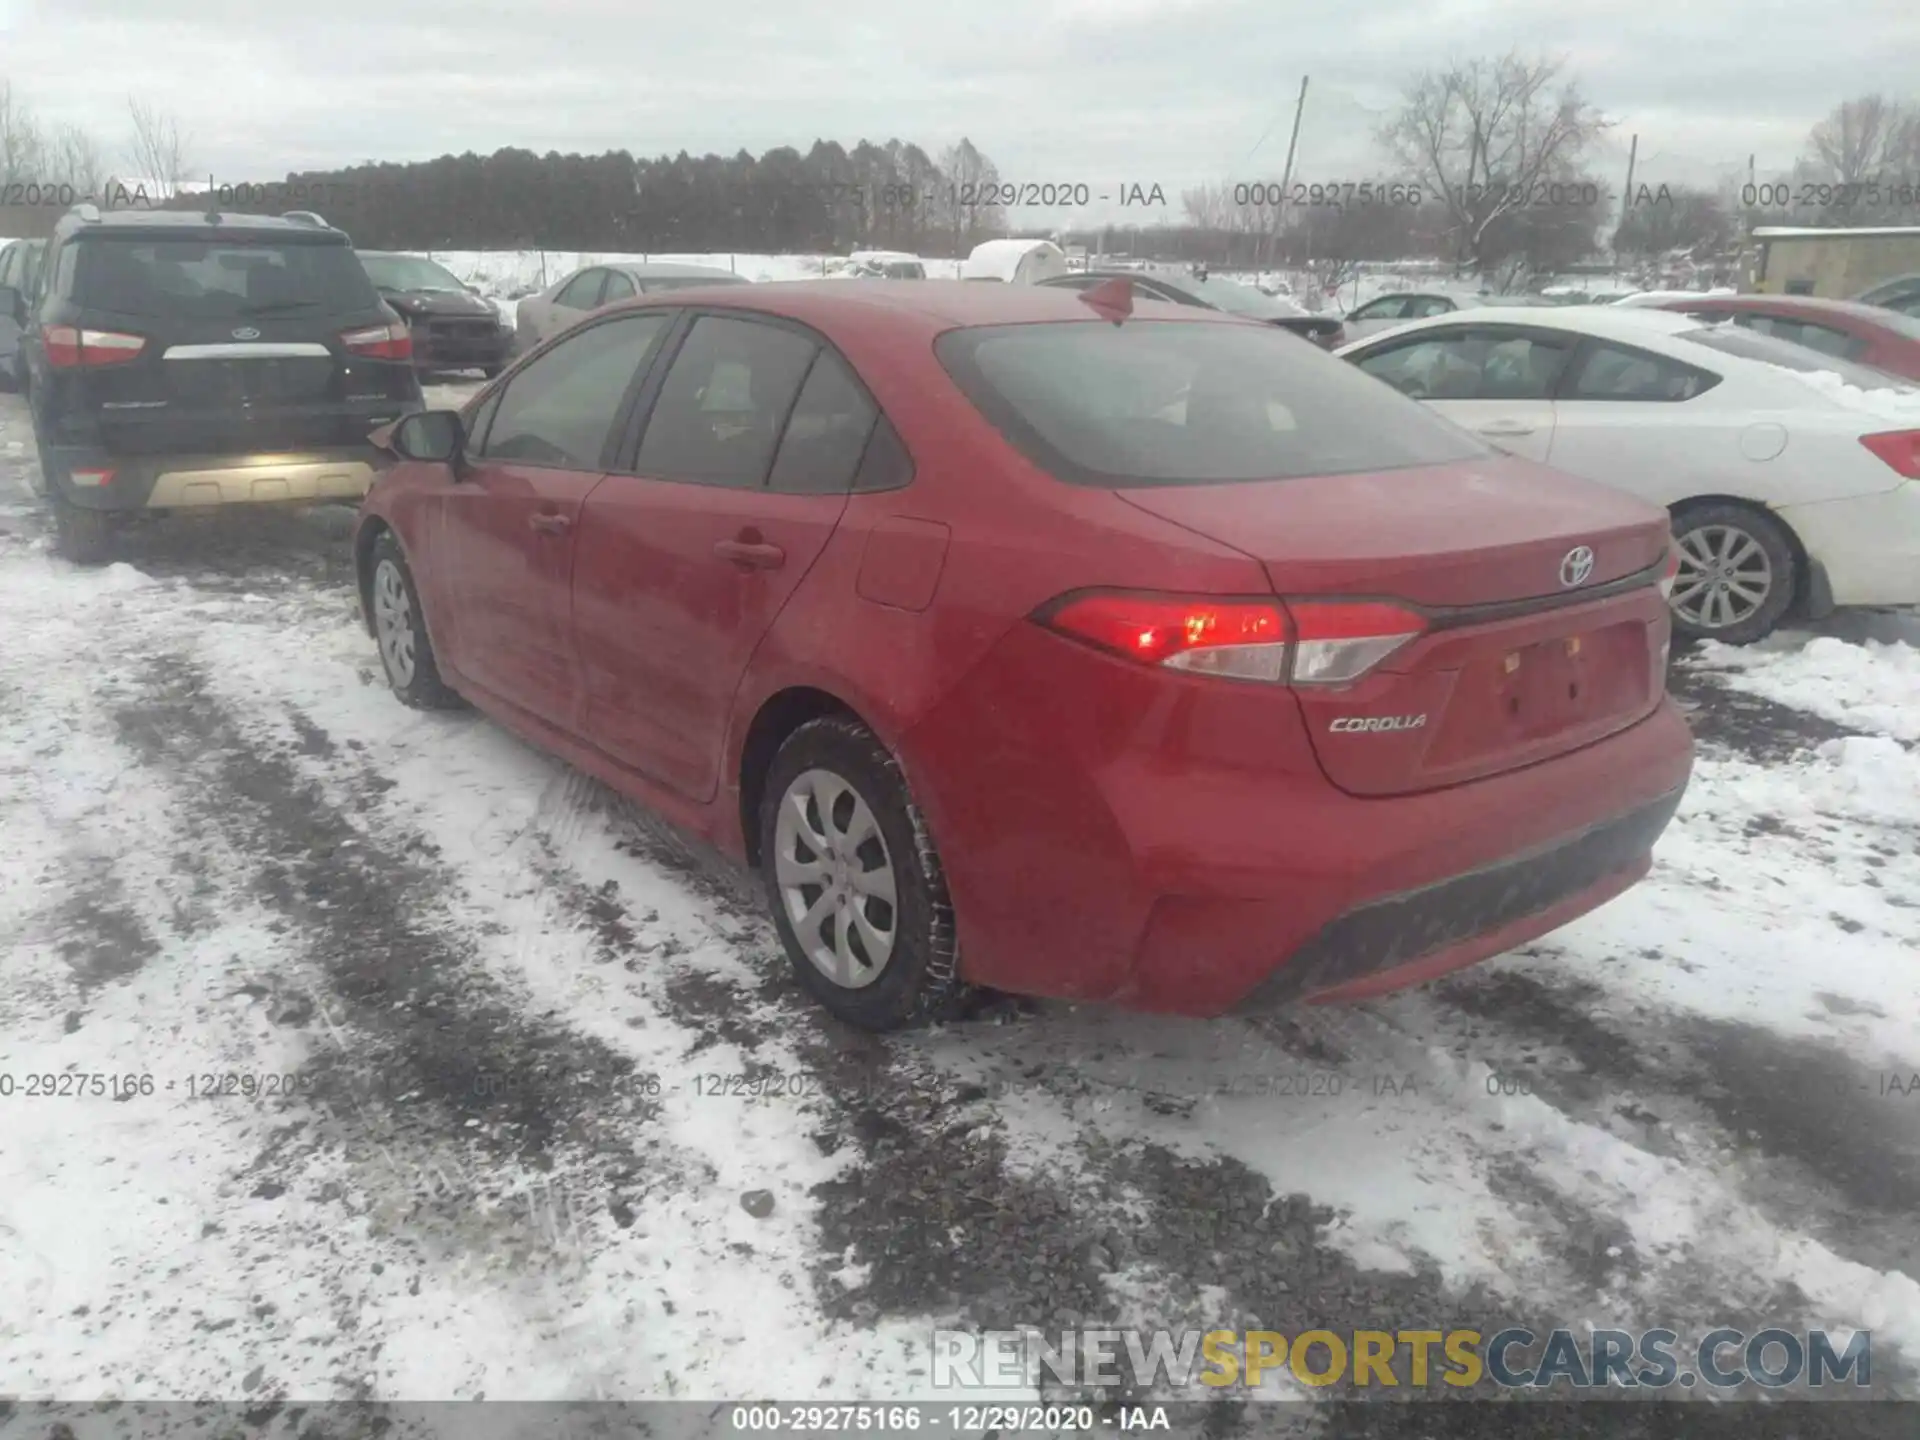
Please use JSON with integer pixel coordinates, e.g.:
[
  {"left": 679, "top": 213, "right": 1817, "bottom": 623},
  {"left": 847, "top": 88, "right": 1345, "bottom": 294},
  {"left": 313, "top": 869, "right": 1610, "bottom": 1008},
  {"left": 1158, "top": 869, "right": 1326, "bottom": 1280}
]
[
  {"left": 283, "top": 210, "right": 328, "bottom": 228},
  {"left": 69, "top": 201, "right": 101, "bottom": 223}
]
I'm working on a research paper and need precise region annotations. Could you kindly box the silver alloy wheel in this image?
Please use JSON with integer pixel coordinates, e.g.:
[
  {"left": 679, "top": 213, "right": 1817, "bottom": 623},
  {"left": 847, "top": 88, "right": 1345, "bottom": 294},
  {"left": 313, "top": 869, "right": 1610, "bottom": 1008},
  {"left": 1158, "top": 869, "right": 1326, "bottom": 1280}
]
[
  {"left": 372, "top": 558, "right": 418, "bottom": 686},
  {"left": 1670, "top": 523, "right": 1774, "bottom": 631},
  {"left": 773, "top": 767, "right": 898, "bottom": 989}
]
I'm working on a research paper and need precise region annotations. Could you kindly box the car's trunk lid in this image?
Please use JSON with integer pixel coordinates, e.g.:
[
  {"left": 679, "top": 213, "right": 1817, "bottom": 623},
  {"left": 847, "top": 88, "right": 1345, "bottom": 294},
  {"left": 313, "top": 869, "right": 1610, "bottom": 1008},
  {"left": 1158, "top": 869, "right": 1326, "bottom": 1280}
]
[{"left": 1118, "top": 456, "right": 1673, "bottom": 796}]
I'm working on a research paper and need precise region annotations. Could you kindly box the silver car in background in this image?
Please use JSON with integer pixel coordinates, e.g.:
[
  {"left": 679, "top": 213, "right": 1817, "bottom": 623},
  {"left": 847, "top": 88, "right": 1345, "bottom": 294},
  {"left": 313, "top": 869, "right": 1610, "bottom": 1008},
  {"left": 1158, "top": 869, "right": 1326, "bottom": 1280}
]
[{"left": 512, "top": 260, "right": 749, "bottom": 350}]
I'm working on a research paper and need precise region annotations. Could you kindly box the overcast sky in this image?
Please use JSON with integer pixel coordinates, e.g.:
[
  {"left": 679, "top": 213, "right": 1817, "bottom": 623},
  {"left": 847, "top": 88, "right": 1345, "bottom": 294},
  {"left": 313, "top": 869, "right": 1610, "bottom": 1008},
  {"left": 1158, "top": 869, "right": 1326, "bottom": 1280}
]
[{"left": 4, "top": 0, "right": 1916, "bottom": 226}]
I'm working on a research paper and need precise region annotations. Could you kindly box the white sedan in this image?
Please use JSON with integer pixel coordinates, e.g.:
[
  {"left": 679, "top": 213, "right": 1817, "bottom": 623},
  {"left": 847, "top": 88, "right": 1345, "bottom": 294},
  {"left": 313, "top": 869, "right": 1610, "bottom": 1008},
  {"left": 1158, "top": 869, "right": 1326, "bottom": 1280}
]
[{"left": 1336, "top": 306, "right": 1920, "bottom": 643}]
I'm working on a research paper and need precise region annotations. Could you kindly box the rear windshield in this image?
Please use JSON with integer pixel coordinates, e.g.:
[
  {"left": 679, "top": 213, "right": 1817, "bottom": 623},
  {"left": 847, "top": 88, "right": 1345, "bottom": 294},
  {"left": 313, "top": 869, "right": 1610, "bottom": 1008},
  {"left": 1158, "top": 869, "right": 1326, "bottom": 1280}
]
[
  {"left": 1675, "top": 325, "right": 1919, "bottom": 389},
  {"left": 69, "top": 236, "right": 379, "bottom": 318},
  {"left": 359, "top": 253, "right": 466, "bottom": 292},
  {"left": 937, "top": 320, "right": 1490, "bottom": 487}
]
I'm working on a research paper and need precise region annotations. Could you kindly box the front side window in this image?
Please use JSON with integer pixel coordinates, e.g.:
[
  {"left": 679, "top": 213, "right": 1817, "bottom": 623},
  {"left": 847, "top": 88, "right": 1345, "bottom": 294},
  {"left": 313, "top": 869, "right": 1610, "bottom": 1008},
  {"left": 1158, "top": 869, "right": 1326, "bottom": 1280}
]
[
  {"left": 1353, "top": 328, "right": 1572, "bottom": 401},
  {"left": 475, "top": 312, "right": 671, "bottom": 469},
  {"left": 937, "top": 318, "right": 1489, "bottom": 487},
  {"left": 635, "top": 316, "right": 819, "bottom": 487},
  {"left": 1353, "top": 297, "right": 1408, "bottom": 322}
]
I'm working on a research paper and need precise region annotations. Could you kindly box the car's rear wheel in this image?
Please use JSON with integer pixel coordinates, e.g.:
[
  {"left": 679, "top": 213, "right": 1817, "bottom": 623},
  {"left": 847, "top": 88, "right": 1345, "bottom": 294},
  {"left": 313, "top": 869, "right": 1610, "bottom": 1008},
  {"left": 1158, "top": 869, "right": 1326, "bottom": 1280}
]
[
  {"left": 1668, "top": 501, "right": 1797, "bottom": 645},
  {"left": 369, "top": 531, "right": 464, "bottom": 709},
  {"left": 758, "top": 716, "right": 968, "bottom": 1031},
  {"left": 49, "top": 490, "right": 115, "bottom": 565}
]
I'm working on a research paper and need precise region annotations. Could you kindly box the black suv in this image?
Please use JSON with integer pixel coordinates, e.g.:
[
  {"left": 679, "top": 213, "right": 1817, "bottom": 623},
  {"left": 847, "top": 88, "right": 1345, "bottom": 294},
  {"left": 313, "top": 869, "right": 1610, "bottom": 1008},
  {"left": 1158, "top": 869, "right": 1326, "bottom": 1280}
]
[
  {"left": 356, "top": 250, "right": 513, "bottom": 377},
  {"left": 11, "top": 205, "right": 423, "bottom": 562}
]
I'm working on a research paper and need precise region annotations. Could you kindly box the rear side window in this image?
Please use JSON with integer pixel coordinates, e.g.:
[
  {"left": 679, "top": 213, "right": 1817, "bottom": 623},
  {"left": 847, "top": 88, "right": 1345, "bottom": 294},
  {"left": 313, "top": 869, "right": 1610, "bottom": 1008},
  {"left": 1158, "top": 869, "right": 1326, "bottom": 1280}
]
[
  {"left": 1354, "top": 328, "right": 1573, "bottom": 401},
  {"left": 1564, "top": 342, "right": 1719, "bottom": 401},
  {"left": 601, "top": 271, "right": 636, "bottom": 302},
  {"left": 937, "top": 319, "right": 1488, "bottom": 487},
  {"left": 68, "top": 237, "right": 378, "bottom": 318},
  {"left": 767, "top": 350, "right": 878, "bottom": 494}
]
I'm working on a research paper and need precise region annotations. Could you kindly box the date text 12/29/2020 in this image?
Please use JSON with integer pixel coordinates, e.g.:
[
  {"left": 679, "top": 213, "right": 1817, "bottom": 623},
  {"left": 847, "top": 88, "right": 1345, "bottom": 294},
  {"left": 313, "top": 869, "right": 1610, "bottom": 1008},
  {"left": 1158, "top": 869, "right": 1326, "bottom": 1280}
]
[{"left": 817, "top": 182, "right": 1167, "bottom": 209}]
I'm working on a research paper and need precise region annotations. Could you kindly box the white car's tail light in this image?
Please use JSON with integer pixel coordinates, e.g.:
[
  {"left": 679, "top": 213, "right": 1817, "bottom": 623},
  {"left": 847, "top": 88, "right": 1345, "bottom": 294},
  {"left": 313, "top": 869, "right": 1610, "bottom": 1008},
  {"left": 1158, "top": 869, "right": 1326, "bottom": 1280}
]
[
  {"left": 1036, "top": 592, "right": 1428, "bottom": 686},
  {"left": 342, "top": 322, "right": 412, "bottom": 361},
  {"left": 1859, "top": 430, "right": 1920, "bottom": 480},
  {"left": 42, "top": 324, "right": 146, "bottom": 368}
]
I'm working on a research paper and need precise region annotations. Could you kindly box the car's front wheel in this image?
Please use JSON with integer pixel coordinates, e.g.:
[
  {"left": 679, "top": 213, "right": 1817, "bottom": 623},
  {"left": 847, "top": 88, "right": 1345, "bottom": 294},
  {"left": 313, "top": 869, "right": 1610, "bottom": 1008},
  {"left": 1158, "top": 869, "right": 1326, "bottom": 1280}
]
[
  {"left": 759, "top": 716, "right": 969, "bottom": 1031},
  {"left": 368, "top": 531, "right": 465, "bottom": 709},
  {"left": 1668, "top": 501, "right": 1797, "bottom": 645}
]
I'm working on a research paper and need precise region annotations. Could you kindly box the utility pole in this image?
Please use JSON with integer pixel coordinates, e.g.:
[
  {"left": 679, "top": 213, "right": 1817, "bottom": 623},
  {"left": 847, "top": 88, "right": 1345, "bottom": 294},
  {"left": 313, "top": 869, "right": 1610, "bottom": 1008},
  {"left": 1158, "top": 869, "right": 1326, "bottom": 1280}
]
[
  {"left": 1266, "top": 75, "right": 1310, "bottom": 271},
  {"left": 1619, "top": 134, "right": 1638, "bottom": 231}
]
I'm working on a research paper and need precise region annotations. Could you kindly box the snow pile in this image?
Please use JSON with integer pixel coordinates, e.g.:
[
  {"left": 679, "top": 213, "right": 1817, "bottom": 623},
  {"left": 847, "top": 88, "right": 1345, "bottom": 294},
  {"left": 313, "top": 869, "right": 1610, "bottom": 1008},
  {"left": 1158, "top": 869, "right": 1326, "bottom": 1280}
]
[
  {"left": 1790, "top": 366, "right": 1920, "bottom": 417},
  {"left": 1808, "top": 734, "right": 1920, "bottom": 825},
  {"left": 1697, "top": 634, "right": 1920, "bottom": 742}
]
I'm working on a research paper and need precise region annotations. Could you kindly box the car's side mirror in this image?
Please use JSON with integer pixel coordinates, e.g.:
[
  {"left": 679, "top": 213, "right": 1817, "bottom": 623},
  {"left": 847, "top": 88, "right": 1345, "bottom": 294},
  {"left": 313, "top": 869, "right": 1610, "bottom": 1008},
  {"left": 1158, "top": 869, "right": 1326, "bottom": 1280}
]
[{"left": 390, "top": 409, "right": 465, "bottom": 465}]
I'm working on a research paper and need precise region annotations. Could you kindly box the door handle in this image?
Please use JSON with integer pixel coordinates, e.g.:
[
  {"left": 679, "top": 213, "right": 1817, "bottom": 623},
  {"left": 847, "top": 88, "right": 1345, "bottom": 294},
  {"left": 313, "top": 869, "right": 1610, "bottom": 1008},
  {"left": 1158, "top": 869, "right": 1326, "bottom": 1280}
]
[
  {"left": 1476, "top": 420, "right": 1535, "bottom": 436},
  {"left": 714, "top": 538, "right": 786, "bottom": 570},
  {"left": 528, "top": 511, "right": 571, "bottom": 534}
]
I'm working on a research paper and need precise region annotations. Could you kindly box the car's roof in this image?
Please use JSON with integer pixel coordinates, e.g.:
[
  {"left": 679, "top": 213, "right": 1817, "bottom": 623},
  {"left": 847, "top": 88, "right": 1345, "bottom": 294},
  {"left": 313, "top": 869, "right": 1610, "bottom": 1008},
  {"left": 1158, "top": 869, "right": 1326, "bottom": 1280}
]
[
  {"left": 57, "top": 208, "right": 347, "bottom": 239},
  {"left": 1649, "top": 293, "right": 1912, "bottom": 327},
  {"left": 597, "top": 277, "right": 1244, "bottom": 336},
  {"left": 1346, "top": 304, "right": 1703, "bottom": 346},
  {"left": 602, "top": 261, "right": 743, "bottom": 278}
]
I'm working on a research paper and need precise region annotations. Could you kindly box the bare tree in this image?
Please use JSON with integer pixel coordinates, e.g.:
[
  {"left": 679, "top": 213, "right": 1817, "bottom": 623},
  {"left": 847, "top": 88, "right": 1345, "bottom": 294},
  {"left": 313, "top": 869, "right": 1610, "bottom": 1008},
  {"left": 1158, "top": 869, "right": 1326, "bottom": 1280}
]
[
  {"left": 0, "top": 80, "right": 48, "bottom": 187},
  {"left": 49, "top": 122, "right": 105, "bottom": 196},
  {"left": 1807, "top": 95, "right": 1920, "bottom": 184},
  {"left": 936, "top": 138, "right": 1005, "bottom": 250},
  {"left": 123, "top": 96, "right": 194, "bottom": 197},
  {"left": 1613, "top": 185, "right": 1733, "bottom": 262},
  {"left": 1379, "top": 51, "right": 1610, "bottom": 277}
]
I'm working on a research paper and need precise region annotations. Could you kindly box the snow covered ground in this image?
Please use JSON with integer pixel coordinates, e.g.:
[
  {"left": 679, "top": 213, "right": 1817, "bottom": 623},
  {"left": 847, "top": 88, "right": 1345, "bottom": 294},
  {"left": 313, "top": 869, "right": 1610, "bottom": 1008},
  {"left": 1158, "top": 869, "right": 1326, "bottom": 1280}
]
[{"left": 2, "top": 380, "right": 1918, "bottom": 1434}]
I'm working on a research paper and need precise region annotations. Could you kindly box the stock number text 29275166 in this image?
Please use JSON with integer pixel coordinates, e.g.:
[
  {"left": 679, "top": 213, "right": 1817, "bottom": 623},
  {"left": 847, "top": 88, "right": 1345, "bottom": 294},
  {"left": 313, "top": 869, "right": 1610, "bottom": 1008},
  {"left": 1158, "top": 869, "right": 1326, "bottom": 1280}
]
[{"left": 1233, "top": 181, "right": 1428, "bottom": 208}]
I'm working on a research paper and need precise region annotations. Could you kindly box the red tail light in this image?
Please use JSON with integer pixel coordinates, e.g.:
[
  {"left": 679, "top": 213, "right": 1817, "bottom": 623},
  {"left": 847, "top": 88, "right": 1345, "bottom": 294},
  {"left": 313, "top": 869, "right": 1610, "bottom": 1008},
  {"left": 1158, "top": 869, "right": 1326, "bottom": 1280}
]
[
  {"left": 342, "top": 322, "right": 412, "bottom": 361},
  {"left": 1036, "top": 592, "right": 1427, "bottom": 685},
  {"left": 1859, "top": 430, "right": 1920, "bottom": 480},
  {"left": 1659, "top": 544, "right": 1682, "bottom": 600},
  {"left": 42, "top": 324, "right": 146, "bottom": 368}
]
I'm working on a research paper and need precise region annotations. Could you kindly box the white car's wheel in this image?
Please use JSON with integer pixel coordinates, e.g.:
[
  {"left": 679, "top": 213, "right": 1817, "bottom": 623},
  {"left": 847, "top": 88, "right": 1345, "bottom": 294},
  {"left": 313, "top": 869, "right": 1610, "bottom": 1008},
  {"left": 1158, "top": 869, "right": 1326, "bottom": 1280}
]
[{"left": 1668, "top": 502, "right": 1797, "bottom": 645}]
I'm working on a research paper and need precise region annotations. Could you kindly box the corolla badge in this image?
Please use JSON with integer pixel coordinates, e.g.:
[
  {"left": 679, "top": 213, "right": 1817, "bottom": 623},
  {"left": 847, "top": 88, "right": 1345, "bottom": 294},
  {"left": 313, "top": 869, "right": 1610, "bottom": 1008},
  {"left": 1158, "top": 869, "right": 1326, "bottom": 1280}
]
[
  {"left": 231, "top": 326, "right": 261, "bottom": 340},
  {"left": 1559, "top": 545, "right": 1595, "bottom": 588}
]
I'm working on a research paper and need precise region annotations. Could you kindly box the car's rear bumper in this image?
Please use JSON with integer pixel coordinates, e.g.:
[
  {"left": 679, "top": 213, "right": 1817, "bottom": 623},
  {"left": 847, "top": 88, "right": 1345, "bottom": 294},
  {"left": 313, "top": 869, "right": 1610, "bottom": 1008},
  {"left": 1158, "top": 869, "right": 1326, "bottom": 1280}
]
[
  {"left": 44, "top": 444, "right": 385, "bottom": 510},
  {"left": 1779, "top": 483, "right": 1920, "bottom": 607},
  {"left": 409, "top": 326, "right": 514, "bottom": 370},
  {"left": 907, "top": 622, "right": 1694, "bottom": 1015}
]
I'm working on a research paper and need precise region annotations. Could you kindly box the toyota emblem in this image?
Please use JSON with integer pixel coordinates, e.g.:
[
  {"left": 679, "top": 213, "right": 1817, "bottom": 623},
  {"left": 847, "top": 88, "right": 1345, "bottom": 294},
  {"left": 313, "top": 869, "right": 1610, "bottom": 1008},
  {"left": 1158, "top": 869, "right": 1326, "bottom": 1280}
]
[
  {"left": 1559, "top": 545, "right": 1596, "bottom": 588},
  {"left": 231, "top": 326, "right": 261, "bottom": 340}
]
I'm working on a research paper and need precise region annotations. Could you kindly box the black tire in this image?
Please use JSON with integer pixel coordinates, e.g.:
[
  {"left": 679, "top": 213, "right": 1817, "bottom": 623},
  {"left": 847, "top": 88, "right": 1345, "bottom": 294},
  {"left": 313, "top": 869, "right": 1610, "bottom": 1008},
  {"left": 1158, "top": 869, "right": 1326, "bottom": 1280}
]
[
  {"left": 47, "top": 485, "right": 115, "bottom": 565},
  {"left": 367, "top": 530, "right": 465, "bottom": 710},
  {"left": 758, "top": 715, "right": 969, "bottom": 1031},
  {"left": 1668, "top": 501, "right": 1798, "bottom": 645}
]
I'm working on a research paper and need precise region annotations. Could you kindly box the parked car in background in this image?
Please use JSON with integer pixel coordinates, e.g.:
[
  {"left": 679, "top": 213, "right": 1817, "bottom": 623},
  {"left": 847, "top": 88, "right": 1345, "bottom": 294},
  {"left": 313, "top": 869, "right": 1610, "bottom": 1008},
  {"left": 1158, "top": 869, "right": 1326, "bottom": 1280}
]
[
  {"left": 356, "top": 279, "right": 1691, "bottom": 1031},
  {"left": 0, "top": 237, "right": 47, "bottom": 391},
  {"left": 1342, "top": 292, "right": 1545, "bottom": 340},
  {"left": 1636, "top": 294, "right": 1920, "bottom": 383},
  {"left": 1854, "top": 272, "right": 1920, "bottom": 319},
  {"left": 19, "top": 205, "right": 422, "bottom": 563},
  {"left": 1039, "top": 269, "right": 1345, "bottom": 347},
  {"left": 357, "top": 250, "right": 514, "bottom": 379},
  {"left": 513, "top": 261, "right": 747, "bottom": 350},
  {"left": 1338, "top": 306, "right": 1920, "bottom": 643},
  {"left": 843, "top": 250, "right": 928, "bottom": 279}
]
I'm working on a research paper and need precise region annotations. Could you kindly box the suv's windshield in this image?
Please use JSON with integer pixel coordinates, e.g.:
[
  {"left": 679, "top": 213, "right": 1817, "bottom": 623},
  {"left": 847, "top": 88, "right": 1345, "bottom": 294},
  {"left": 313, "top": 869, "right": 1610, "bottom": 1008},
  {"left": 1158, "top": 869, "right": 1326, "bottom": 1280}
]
[
  {"left": 359, "top": 253, "right": 466, "bottom": 292},
  {"left": 71, "top": 236, "right": 380, "bottom": 318},
  {"left": 937, "top": 319, "right": 1488, "bottom": 486},
  {"left": 1676, "top": 324, "right": 1919, "bottom": 389}
]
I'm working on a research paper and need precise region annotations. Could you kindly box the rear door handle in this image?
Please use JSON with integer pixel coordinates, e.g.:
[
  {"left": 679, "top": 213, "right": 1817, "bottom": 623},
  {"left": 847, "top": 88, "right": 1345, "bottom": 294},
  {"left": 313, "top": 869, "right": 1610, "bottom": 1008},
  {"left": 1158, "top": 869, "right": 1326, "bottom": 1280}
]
[
  {"left": 528, "top": 512, "right": 571, "bottom": 534},
  {"left": 714, "top": 539, "right": 786, "bottom": 570},
  {"left": 1476, "top": 420, "right": 1535, "bottom": 436}
]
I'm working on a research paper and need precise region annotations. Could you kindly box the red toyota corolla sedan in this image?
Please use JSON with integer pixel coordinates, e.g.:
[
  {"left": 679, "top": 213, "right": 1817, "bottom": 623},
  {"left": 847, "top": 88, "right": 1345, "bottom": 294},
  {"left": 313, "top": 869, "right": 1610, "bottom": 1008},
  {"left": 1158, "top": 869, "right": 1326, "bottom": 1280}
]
[{"left": 354, "top": 279, "right": 1694, "bottom": 1031}]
